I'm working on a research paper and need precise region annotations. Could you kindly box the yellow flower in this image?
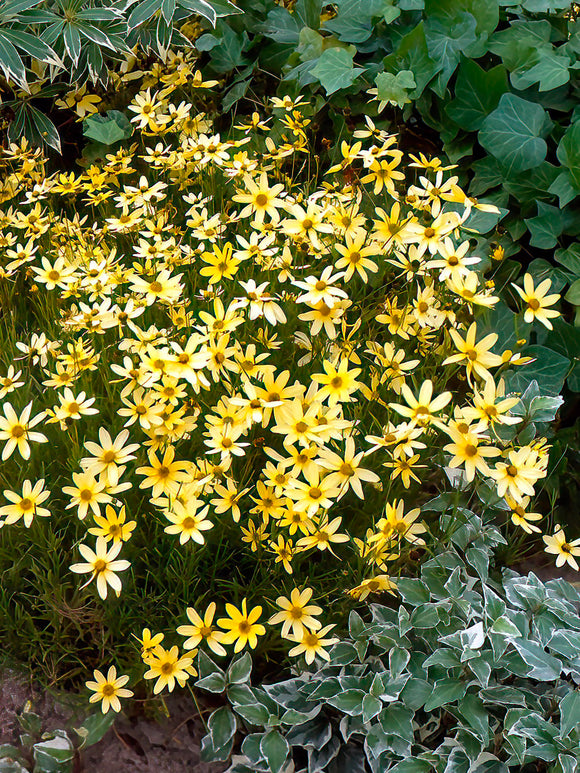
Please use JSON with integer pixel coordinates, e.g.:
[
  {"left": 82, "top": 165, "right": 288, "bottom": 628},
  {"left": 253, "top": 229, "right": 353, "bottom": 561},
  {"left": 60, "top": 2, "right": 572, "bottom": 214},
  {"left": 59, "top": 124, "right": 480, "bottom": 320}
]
[
  {"left": 136, "top": 446, "right": 190, "bottom": 498},
  {"left": 312, "top": 359, "right": 362, "bottom": 405},
  {"left": 443, "top": 323, "right": 503, "bottom": 382},
  {"left": 0, "top": 479, "right": 50, "bottom": 528},
  {"left": 200, "top": 242, "right": 241, "bottom": 284},
  {"left": 269, "top": 587, "right": 322, "bottom": 638},
  {"left": 177, "top": 602, "right": 226, "bottom": 656},
  {"left": 70, "top": 537, "right": 131, "bottom": 600},
  {"left": 443, "top": 427, "right": 500, "bottom": 482},
  {"left": 232, "top": 172, "right": 286, "bottom": 224},
  {"left": 86, "top": 666, "right": 133, "bottom": 714},
  {"left": 296, "top": 515, "right": 349, "bottom": 555},
  {"left": 347, "top": 575, "right": 397, "bottom": 601},
  {"left": 0, "top": 402, "right": 47, "bottom": 461},
  {"left": 62, "top": 471, "right": 111, "bottom": 520},
  {"left": 389, "top": 379, "right": 452, "bottom": 428},
  {"left": 164, "top": 500, "right": 213, "bottom": 545},
  {"left": 543, "top": 525, "right": 580, "bottom": 571},
  {"left": 512, "top": 273, "right": 560, "bottom": 330},
  {"left": 143, "top": 645, "right": 196, "bottom": 694},
  {"left": 88, "top": 504, "right": 136, "bottom": 543},
  {"left": 288, "top": 623, "right": 339, "bottom": 664},
  {"left": 217, "top": 599, "right": 265, "bottom": 653}
]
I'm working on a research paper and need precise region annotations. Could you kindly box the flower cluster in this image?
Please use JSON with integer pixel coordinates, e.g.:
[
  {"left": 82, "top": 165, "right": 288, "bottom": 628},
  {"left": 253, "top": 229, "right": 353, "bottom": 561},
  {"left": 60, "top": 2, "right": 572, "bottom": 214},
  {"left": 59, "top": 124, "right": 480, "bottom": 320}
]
[{"left": 0, "top": 74, "right": 564, "bottom": 709}]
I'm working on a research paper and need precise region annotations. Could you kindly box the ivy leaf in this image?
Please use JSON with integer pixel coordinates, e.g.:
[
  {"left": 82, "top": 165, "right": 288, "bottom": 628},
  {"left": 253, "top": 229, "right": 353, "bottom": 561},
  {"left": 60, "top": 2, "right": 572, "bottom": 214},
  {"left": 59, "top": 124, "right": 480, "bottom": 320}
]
[
  {"left": 423, "top": 678, "right": 467, "bottom": 711},
  {"left": 83, "top": 110, "right": 133, "bottom": 145},
  {"left": 260, "top": 730, "right": 289, "bottom": 773},
  {"left": 557, "top": 122, "right": 580, "bottom": 191},
  {"left": 525, "top": 202, "right": 564, "bottom": 249},
  {"left": 479, "top": 93, "right": 549, "bottom": 174},
  {"left": 504, "top": 345, "right": 570, "bottom": 397},
  {"left": 310, "top": 47, "right": 364, "bottom": 95},
  {"left": 445, "top": 59, "right": 507, "bottom": 131},
  {"left": 374, "top": 70, "right": 416, "bottom": 107},
  {"left": 424, "top": 12, "right": 479, "bottom": 96}
]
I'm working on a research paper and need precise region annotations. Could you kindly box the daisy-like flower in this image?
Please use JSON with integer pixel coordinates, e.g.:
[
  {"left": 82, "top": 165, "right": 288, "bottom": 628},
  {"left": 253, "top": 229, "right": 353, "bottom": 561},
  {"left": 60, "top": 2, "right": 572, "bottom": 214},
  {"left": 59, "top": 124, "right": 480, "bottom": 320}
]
[
  {"left": 288, "top": 624, "right": 339, "bottom": 664},
  {"left": 443, "top": 323, "right": 503, "bottom": 383},
  {"left": 232, "top": 172, "right": 286, "bottom": 224},
  {"left": 312, "top": 359, "right": 362, "bottom": 405},
  {"left": 294, "top": 266, "right": 348, "bottom": 308},
  {"left": 316, "top": 436, "right": 380, "bottom": 499},
  {"left": 164, "top": 500, "right": 213, "bottom": 545},
  {"left": 505, "top": 494, "right": 542, "bottom": 534},
  {"left": 426, "top": 238, "right": 480, "bottom": 282},
  {"left": 217, "top": 599, "right": 266, "bottom": 653},
  {"left": 135, "top": 628, "right": 164, "bottom": 659},
  {"left": 443, "top": 427, "right": 501, "bottom": 482},
  {"left": 0, "top": 402, "right": 47, "bottom": 460},
  {"left": 177, "top": 602, "right": 226, "bottom": 656},
  {"left": 389, "top": 380, "right": 452, "bottom": 429},
  {"left": 143, "top": 645, "right": 196, "bottom": 694},
  {"left": 63, "top": 471, "right": 112, "bottom": 520},
  {"left": 512, "top": 273, "right": 560, "bottom": 330},
  {"left": 0, "top": 366, "right": 24, "bottom": 400},
  {"left": 88, "top": 504, "right": 136, "bottom": 543},
  {"left": 370, "top": 499, "right": 425, "bottom": 546},
  {"left": 81, "top": 428, "right": 140, "bottom": 487},
  {"left": 491, "top": 447, "right": 546, "bottom": 502},
  {"left": 136, "top": 446, "right": 190, "bottom": 499},
  {"left": 296, "top": 515, "right": 349, "bottom": 555},
  {"left": 334, "top": 233, "right": 378, "bottom": 283},
  {"left": 86, "top": 666, "right": 133, "bottom": 714},
  {"left": 0, "top": 479, "right": 50, "bottom": 528},
  {"left": 463, "top": 380, "right": 521, "bottom": 428},
  {"left": 269, "top": 587, "right": 322, "bottom": 639},
  {"left": 543, "top": 525, "right": 580, "bottom": 571},
  {"left": 348, "top": 575, "right": 397, "bottom": 601},
  {"left": 70, "top": 537, "right": 131, "bottom": 600},
  {"left": 49, "top": 388, "right": 99, "bottom": 425}
]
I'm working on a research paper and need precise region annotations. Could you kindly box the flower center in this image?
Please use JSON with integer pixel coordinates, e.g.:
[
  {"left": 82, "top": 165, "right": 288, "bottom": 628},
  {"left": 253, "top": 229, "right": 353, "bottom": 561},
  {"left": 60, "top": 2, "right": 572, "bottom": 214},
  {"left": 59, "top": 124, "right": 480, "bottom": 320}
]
[
  {"left": 20, "top": 498, "right": 33, "bottom": 511},
  {"left": 11, "top": 425, "right": 25, "bottom": 438},
  {"left": 255, "top": 193, "right": 268, "bottom": 207}
]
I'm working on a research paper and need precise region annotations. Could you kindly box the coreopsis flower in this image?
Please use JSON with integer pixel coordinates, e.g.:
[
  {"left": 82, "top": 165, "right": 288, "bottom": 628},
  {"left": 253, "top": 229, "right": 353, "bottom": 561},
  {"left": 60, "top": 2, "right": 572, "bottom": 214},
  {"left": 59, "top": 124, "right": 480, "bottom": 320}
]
[
  {"left": 269, "top": 588, "right": 322, "bottom": 638},
  {"left": 70, "top": 537, "right": 131, "bottom": 600},
  {"left": 348, "top": 575, "right": 397, "bottom": 601},
  {"left": 296, "top": 515, "right": 349, "bottom": 555},
  {"left": 232, "top": 173, "right": 286, "bottom": 224},
  {"left": 505, "top": 494, "right": 542, "bottom": 534},
  {"left": 443, "top": 323, "right": 503, "bottom": 383},
  {"left": 86, "top": 667, "right": 133, "bottom": 714},
  {"left": 316, "top": 437, "right": 380, "bottom": 499},
  {"left": 288, "top": 624, "right": 339, "bottom": 664},
  {"left": 177, "top": 602, "right": 226, "bottom": 656},
  {"left": 56, "top": 85, "right": 102, "bottom": 119},
  {"left": 136, "top": 446, "right": 190, "bottom": 498},
  {"left": 512, "top": 273, "right": 560, "bottom": 330},
  {"left": 334, "top": 233, "right": 379, "bottom": 282},
  {"left": 0, "top": 366, "right": 24, "bottom": 399},
  {"left": 0, "top": 479, "right": 50, "bottom": 528},
  {"left": 444, "top": 427, "right": 501, "bottom": 482},
  {"left": 217, "top": 599, "right": 265, "bottom": 652},
  {"left": 0, "top": 402, "right": 47, "bottom": 460},
  {"left": 81, "top": 428, "right": 140, "bottom": 487},
  {"left": 370, "top": 499, "right": 425, "bottom": 546},
  {"left": 164, "top": 500, "right": 213, "bottom": 545},
  {"left": 143, "top": 646, "right": 196, "bottom": 694},
  {"left": 88, "top": 504, "right": 136, "bottom": 543},
  {"left": 312, "top": 359, "right": 362, "bottom": 405},
  {"left": 63, "top": 471, "right": 112, "bottom": 520},
  {"left": 492, "top": 447, "right": 546, "bottom": 502},
  {"left": 543, "top": 525, "right": 580, "bottom": 571},
  {"left": 389, "top": 379, "right": 452, "bottom": 429},
  {"left": 463, "top": 380, "right": 521, "bottom": 428}
]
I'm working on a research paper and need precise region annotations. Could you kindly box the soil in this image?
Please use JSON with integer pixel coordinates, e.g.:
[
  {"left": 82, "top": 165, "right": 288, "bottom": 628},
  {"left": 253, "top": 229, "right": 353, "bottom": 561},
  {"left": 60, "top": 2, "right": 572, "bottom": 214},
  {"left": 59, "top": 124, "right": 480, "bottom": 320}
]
[{"left": 0, "top": 670, "right": 226, "bottom": 773}]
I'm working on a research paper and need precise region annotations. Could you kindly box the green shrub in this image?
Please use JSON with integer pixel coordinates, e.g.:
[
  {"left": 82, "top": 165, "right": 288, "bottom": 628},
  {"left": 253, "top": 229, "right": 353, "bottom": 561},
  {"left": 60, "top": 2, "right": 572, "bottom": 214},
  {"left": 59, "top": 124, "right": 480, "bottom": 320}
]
[{"left": 198, "top": 537, "right": 580, "bottom": 772}]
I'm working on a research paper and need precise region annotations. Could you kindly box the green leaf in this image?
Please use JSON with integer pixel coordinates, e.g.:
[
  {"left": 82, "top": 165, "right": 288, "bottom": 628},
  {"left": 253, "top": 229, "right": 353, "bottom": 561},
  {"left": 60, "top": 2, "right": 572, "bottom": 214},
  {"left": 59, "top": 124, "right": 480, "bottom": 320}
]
[
  {"left": 323, "top": 0, "right": 400, "bottom": 42},
  {"left": 423, "top": 678, "right": 467, "bottom": 711},
  {"left": 234, "top": 702, "right": 270, "bottom": 724},
  {"left": 479, "top": 93, "right": 549, "bottom": 174},
  {"left": 260, "top": 730, "right": 289, "bottom": 773},
  {"left": 26, "top": 105, "right": 61, "bottom": 153},
  {"left": 127, "top": 0, "right": 160, "bottom": 30},
  {"left": 566, "top": 278, "right": 580, "bottom": 305},
  {"left": 310, "top": 47, "right": 364, "bottom": 95},
  {"left": 513, "top": 49, "right": 571, "bottom": 92},
  {"left": 424, "top": 0, "right": 499, "bottom": 35},
  {"left": 74, "top": 712, "right": 115, "bottom": 749},
  {"left": 375, "top": 70, "right": 416, "bottom": 108},
  {"left": 445, "top": 59, "right": 507, "bottom": 131},
  {"left": 525, "top": 203, "right": 564, "bottom": 249},
  {"left": 505, "top": 345, "right": 570, "bottom": 397},
  {"left": 362, "top": 693, "right": 382, "bottom": 723},
  {"left": 327, "top": 689, "right": 365, "bottom": 715},
  {"left": 227, "top": 652, "right": 252, "bottom": 684},
  {"left": 0, "top": 31, "right": 26, "bottom": 89},
  {"left": 209, "top": 24, "right": 248, "bottom": 73},
  {"left": 33, "top": 731, "right": 74, "bottom": 773},
  {"left": 557, "top": 122, "right": 580, "bottom": 192},
  {"left": 0, "top": 29, "right": 61, "bottom": 67},
  {"left": 208, "top": 707, "right": 237, "bottom": 750},
  {"left": 83, "top": 111, "right": 133, "bottom": 145},
  {"left": 424, "top": 13, "right": 479, "bottom": 96},
  {"left": 511, "top": 638, "right": 563, "bottom": 681},
  {"left": 559, "top": 690, "right": 580, "bottom": 738},
  {"left": 549, "top": 172, "right": 579, "bottom": 208},
  {"left": 399, "top": 678, "right": 431, "bottom": 710}
]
